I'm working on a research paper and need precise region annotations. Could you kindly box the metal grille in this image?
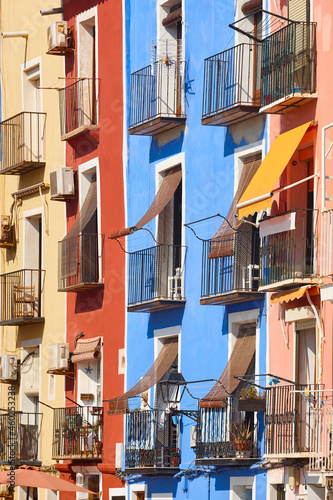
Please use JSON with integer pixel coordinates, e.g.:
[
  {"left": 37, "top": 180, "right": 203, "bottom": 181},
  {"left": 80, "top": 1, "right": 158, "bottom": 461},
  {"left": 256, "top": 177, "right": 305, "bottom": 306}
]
[
  {"left": 0, "top": 112, "right": 45, "bottom": 173},
  {"left": 52, "top": 406, "right": 103, "bottom": 460},
  {"left": 127, "top": 244, "right": 185, "bottom": 305},
  {"left": 321, "top": 209, "right": 333, "bottom": 277},
  {"left": 309, "top": 392, "right": 333, "bottom": 471},
  {"left": 0, "top": 412, "right": 41, "bottom": 465},
  {"left": 59, "top": 78, "right": 99, "bottom": 137},
  {"left": 261, "top": 22, "right": 316, "bottom": 106},
  {"left": 201, "top": 228, "right": 260, "bottom": 298},
  {"left": 202, "top": 43, "right": 261, "bottom": 119}
]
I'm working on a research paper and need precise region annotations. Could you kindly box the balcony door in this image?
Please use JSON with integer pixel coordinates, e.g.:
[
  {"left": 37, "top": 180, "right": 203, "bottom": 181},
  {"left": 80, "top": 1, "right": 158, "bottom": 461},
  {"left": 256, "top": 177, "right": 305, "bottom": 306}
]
[
  {"left": 22, "top": 63, "right": 42, "bottom": 163},
  {"left": 23, "top": 214, "right": 42, "bottom": 318}
]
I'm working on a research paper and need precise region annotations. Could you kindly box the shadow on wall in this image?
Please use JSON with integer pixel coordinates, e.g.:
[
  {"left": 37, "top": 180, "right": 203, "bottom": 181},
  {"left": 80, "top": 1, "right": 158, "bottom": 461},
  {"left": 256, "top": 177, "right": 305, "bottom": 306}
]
[
  {"left": 224, "top": 115, "right": 266, "bottom": 157},
  {"left": 147, "top": 307, "right": 185, "bottom": 339},
  {"left": 149, "top": 129, "right": 185, "bottom": 163}
]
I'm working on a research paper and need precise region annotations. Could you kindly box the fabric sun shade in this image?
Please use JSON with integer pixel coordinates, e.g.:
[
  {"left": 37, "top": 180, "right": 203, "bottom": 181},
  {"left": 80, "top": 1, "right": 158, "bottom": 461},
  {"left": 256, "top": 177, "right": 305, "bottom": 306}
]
[
  {"left": 109, "top": 168, "right": 182, "bottom": 239},
  {"left": 209, "top": 157, "right": 262, "bottom": 258},
  {"left": 237, "top": 122, "right": 313, "bottom": 218},
  {"left": 0, "top": 466, "right": 94, "bottom": 493},
  {"left": 60, "top": 180, "right": 97, "bottom": 279},
  {"left": 199, "top": 324, "right": 256, "bottom": 408},
  {"left": 270, "top": 285, "right": 320, "bottom": 305},
  {"left": 108, "top": 340, "right": 178, "bottom": 414},
  {"left": 71, "top": 336, "right": 101, "bottom": 363}
]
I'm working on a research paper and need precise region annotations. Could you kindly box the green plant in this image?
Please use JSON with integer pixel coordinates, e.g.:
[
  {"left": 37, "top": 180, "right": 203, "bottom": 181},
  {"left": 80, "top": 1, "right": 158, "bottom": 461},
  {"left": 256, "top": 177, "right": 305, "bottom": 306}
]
[
  {"left": 238, "top": 386, "right": 266, "bottom": 400},
  {"left": 231, "top": 421, "right": 254, "bottom": 449},
  {"left": 170, "top": 448, "right": 180, "bottom": 458}
]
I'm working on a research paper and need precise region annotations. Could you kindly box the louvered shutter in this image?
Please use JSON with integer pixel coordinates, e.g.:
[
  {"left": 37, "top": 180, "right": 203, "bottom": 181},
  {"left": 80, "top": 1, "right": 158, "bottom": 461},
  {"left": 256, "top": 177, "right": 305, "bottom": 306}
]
[{"left": 288, "top": 0, "right": 308, "bottom": 21}]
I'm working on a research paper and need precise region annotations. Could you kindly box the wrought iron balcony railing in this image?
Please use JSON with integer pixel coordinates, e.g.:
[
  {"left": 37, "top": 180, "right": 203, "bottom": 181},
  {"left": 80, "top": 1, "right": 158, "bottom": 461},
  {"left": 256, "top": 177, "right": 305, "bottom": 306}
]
[
  {"left": 309, "top": 392, "right": 333, "bottom": 471},
  {"left": 259, "top": 209, "right": 318, "bottom": 290},
  {"left": 127, "top": 244, "right": 186, "bottom": 311},
  {"left": 125, "top": 410, "right": 180, "bottom": 470},
  {"left": 0, "top": 112, "right": 46, "bottom": 175},
  {"left": 58, "top": 233, "right": 104, "bottom": 292},
  {"left": 261, "top": 22, "right": 316, "bottom": 107},
  {"left": 0, "top": 411, "right": 41, "bottom": 465},
  {"left": 265, "top": 384, "right": 320, "bottom": 457},
  {"left": 321, "top": 209, "right": 333, "bottom": 277},
  {"left": 0, "top": 269, "right": 45, "bottom": 326},
  {"left": 201, "top": 227, "right": 260, "bottom": 304},
  {"left": 59, "top": 78, "right": 99, "bottom": 140},
  {"left": 129, "top": 60, "right": 186, "bottom": 135},
  {"left": 52, "top": 406, "right": 103, "bottom": 460},
  {"left": 196, "top": 402, "right": 259, "bottom": 462},
  {"left": 202, "top": 43, "right": 261, "bottom": 126}
]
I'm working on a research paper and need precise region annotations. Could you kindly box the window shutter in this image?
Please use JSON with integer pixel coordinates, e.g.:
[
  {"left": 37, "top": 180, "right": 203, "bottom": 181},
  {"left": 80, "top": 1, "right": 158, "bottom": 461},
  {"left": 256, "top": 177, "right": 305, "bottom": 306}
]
[{"left": 288, "top": 0, "right": 308, "bottom": 21}]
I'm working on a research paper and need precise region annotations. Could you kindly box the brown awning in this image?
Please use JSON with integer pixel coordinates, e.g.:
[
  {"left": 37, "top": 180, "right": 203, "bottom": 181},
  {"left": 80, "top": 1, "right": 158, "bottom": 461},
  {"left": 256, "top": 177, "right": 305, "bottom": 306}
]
[
  {"left": 241, "top": 0, "right": 262, "bottom": 15},
  {"left": 162, "top": 7, "right": 182, "bottom": 27},
  {"left": 109, "top": 168, "right": 182, "bottom": 239},
  {"left": 209, "top": 157, "right": 261, "bottom": 259},
  {"left": 60, "top": 180, "right": 97, "bottom": 278},
  {"left": 71, "top": 336, "right": 101, "bottom": 364},
  {"left": 199, "top": 324, "right": 256, "bottom": 408},
  {"left": 108, "top": 339, "right": 178, "bottom": 414}
]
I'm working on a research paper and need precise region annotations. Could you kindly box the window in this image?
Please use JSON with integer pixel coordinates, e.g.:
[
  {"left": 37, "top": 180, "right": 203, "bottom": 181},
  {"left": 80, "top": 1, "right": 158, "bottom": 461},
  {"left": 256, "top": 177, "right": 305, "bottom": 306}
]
[
  {"left": 230, "top": 477, "right": 255, "bottom": 500},
  {"left": 22, "top": 60, "right": 43, "bottom": 163}
]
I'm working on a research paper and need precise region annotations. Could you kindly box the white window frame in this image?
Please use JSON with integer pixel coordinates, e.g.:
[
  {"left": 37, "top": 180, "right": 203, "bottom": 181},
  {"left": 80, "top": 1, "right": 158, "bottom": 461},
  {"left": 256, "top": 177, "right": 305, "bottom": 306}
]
[
  {"left": 109, "top": 488, "right": 126, "bottom": 500},
  {"left": 129, "top": 484, "right": 147, "bottom": 500},
  {"left": 293, "top": 318, "right": 317, "bottom": 385},
  {"left": 228, "top": 309, "right": 260, "bottom": 378},
  {"left": 234, "top": 142, "right": 264, "bottom": 195},
  {"left": 230, "top": 476, "right": 256, "bottom": 500},
  {"left": 23, "top": 207, "right": 44, "bottom": 269},
  {"left": 21, "top": 57, "right": 42, "bottom": 112}
]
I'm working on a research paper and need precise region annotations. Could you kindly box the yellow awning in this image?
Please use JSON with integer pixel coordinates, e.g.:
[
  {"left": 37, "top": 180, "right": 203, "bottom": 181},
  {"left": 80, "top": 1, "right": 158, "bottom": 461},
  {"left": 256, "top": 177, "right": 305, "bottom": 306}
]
[
  {"left": 237, "top": 122, "right": 312, "bottom": 218},
  {"left": 271, "top": 285, "right": 320, "bottom": 305}
]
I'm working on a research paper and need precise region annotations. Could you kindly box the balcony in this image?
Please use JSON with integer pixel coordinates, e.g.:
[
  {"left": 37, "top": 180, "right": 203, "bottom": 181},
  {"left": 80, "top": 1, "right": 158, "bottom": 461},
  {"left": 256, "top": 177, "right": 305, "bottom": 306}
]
[
  {"left": 259, "top": 209, "right": 318, "bottom": 292},
  {"left": 200, "top": 228, "right": 264, "bottom": 305},
  {"left": 127, "top": 244, "right": 186, "bottom": 312},
  {"left": 260, "top": 22, "right": 317, "bottom": 114},
  {"left": 202, "top": 44, "right": 261, "bottom": 127},
  {"left": 128, "top": 60, "right": 186, "bottom": 136},
  {"left": 0, "top": 112, "right": 45, "bottom": 175},
  {"left": 265, "top": 384, "right": 318, "bottom": 461},
  {"left": 0, "top": 411, "right": 41, "bottom": 466},
  {"left": 309, "top": 395, "right": 333, "bottom": 471},
  {"left": 0, "top": 269, "right": 45, "bottom": 326},
  {"left": 52, "top": 406, "right": 103, "bottom": 460},
  {"left": 58, "top": 233, "right": 104, "bottom": 292},
  {"left": 125, "top": 410, "right": 180, "bottom": 475},
  {"left": 59, "top": 78, "right": 99, "bottom": 141},
  {"left": 195, "top": 401, "right": 259, "bottom": 466}
]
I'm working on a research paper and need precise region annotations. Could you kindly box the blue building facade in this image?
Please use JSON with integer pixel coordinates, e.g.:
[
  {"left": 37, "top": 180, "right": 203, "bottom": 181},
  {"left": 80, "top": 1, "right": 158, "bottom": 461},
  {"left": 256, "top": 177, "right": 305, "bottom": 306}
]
[{"left": 111, "top": 1, "right": 269, "bottom": 499}]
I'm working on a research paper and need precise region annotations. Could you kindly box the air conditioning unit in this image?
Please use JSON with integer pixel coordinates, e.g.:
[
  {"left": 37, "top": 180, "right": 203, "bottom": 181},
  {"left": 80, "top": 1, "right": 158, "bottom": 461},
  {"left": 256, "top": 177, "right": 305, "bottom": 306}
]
[
  {"left": 168, "top": 268, "right": 182, "bottom": 299},
  {"left": 0, "top": 355, "right": 17, "bottom": 382},
  {"left": 0, "top": 216, "right": 15, "bottom": 248},
  {"left": 76, "top": 473, "right": 84, "bottom": 487},
  {"left": 47, "top": 344, "right": 69, "bottom": 372},
  {"left": 50, "top": 167, "right": 75, "bottom": 200},
  {"left": 47, "top": 21, "right": 70, "bottom": 53}
]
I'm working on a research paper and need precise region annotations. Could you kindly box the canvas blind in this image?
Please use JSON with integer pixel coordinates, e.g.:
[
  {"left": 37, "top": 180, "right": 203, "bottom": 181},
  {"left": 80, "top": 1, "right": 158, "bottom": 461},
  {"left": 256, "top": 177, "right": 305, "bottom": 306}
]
[
  {"left": 108, "top": 340, "right": 178, "bottom": 414},
  {"left": 71, "top": 337, "right": 101, "bottom": 364},
  {"left": 199, "top": 324, "right": 256, "bottom": 407}
]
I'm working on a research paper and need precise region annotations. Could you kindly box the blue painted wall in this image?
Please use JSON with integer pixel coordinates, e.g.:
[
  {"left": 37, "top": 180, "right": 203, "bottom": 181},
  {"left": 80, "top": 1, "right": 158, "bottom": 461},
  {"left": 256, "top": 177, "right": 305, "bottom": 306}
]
[{"left": 123, "top": 0, "right": 268, "bottom": 499}]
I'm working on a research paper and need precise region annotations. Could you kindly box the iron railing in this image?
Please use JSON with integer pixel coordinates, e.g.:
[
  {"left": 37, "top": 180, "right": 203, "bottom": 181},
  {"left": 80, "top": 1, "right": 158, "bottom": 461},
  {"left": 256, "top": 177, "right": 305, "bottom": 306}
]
[
  {"left": 52, "top": 406, "right": 103, "bottom": 460},
  {"left": 259, "top": 209, "right": 317, "bottom": 288},
  {"left": 59, "top": 78, "right": 99, "bottom": 137},
  {"left": 129, "top": 60, "right": 185, "bottom": 129},
  {"left": 265, "top": 384, "right": 320, "bottom": 456},
  {"left": 201, "top": 227, "right": 260, "bottom": 298},
  {"left": 58, "top": 233, "right": 104, "bottom": 291},
  {"left": 261, "top": 22, "right": 316, "bottom": 106},
  {"left": 321, "top": 209, "right": 333, "bottom": 277},
  {"left": 128, "top": 244, "right": 185, "bottom": 306},
  {"left": 196, "top": 401, "right": 259, "bottom": 460},
  {"left": 309, "top": 392, "right": 333, "bottom": 470},
  {"left": 0, "top": 412, "right": 41, "bottom": 465},
  {"left": 125, "top": 410, "right": 180, "bottom": 468},
  {"left": 0, "top": 269, "right": 45, "bottom": 325},
  {"left": 0, "top": 112, "right": 45, "bottom": 173},
  {"left": 202, "top": 43, "right": 261, "bottom": 120}
]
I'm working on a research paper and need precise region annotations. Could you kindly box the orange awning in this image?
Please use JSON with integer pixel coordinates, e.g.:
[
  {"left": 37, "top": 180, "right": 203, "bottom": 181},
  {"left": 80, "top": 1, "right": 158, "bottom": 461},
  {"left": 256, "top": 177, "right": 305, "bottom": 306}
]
[
  {"left": 270, "top": 286, "right": 320, "bottom": 305},
  {"left": 237, "top": 122, "right": 313, "bottom": 218}
]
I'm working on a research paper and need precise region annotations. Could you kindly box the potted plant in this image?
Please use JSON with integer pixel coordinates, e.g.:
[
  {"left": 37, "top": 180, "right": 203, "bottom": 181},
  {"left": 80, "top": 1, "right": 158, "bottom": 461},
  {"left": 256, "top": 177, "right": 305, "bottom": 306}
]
[
  {"left": 170, "top": 448, "right": 181, "bottom": 467},
  {"left": 231, "top": 421, "right": 254, "bottom": 458},
  {"left": 237, "top": 386, "right": 266, "bottom": 412}
]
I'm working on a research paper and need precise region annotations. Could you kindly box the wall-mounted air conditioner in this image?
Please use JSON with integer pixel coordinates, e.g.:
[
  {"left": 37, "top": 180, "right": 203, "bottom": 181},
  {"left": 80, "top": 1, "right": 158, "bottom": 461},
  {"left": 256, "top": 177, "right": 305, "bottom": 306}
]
[
  {"left": 0, "top": 355, "right": 17, "bottom": 382},
  {"left": 47, "top": 343, "right": 69, "bottom": 372},
  {"left": 47, "top": 21, "right": 73, "bottom": 55},
  {"left": 0, "top": 215, "right": 15, "bottom": 248},
  {"left": 50, "top": 167, "right": 75, "bottom": 201}
]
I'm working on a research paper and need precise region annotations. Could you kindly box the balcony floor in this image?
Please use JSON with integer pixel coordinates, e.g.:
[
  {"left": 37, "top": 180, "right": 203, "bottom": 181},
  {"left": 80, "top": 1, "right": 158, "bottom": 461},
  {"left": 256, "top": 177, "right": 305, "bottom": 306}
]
[
  {"left": 200, "top": 291, "right": 265, "bottom": 306},
  {"left": 53, "top": 454, "right": 102, "bottom": 461},
  {"left": 0, "top": 161, "right": 46, "bottom": 175},
  {"left": 259, "top": 277, "right": 319, "bottom": 292},
  {"left": 58, "top": 281, "right": 104, "bottom": 293},
  {"left": 260, "top": 92, "right": 317, "bottom": 115},
  {"left": 125, "top": 467, "right": 180, "bottom": 476},
  {"left": 0, "top": 317, "right": 45, "bottom": 326},
  {"left": 195, "top": 458, "right": 259, "bottom": 467},
  {"left": 129, "top": 116, "right": 186, "bottom": 136},
  {"left": 202, "top": 105, "right": 260, "bottom": 127},
  {"left": 128, "top": 298, "right": 186, "bottom": 313},
  {"left": 61, "top": 124, "right": 99, "bottom": 142}
]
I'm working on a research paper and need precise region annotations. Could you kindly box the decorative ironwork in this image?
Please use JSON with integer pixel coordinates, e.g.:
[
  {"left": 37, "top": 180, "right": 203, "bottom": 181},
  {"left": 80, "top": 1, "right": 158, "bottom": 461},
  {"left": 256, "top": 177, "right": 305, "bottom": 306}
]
[{"left": 0, "top": 412, "right": 41, "bottom": 465}]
